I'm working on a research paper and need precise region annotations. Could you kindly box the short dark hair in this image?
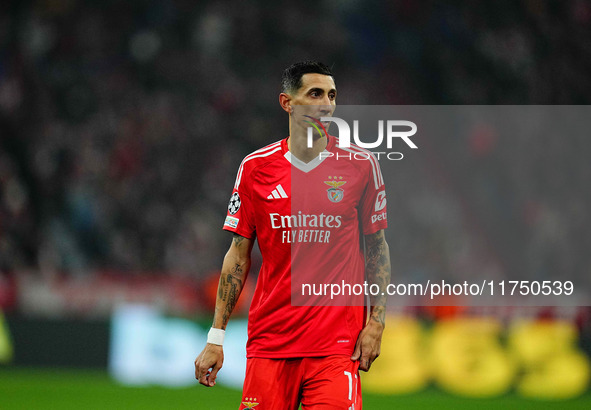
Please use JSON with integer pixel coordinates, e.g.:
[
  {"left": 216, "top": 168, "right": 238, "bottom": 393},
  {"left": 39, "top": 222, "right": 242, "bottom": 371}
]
[{"left": 281, "top": 61, "right": 334, "bottom": 94}]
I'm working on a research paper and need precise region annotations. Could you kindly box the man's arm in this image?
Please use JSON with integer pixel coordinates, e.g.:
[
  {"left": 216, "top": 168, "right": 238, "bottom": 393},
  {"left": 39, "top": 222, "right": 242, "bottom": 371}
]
[
  {"left": 194, "top": 233, "right": 253, "bottom": 387},
  {"left": 351, "top": 229, "right": 391, "bottom": 371}
]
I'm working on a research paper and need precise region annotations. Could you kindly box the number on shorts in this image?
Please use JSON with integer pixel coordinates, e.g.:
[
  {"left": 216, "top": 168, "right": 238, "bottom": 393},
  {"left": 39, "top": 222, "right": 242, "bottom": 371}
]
[{"left": 344, "top": 371, "right": 352, "bottom": 400}]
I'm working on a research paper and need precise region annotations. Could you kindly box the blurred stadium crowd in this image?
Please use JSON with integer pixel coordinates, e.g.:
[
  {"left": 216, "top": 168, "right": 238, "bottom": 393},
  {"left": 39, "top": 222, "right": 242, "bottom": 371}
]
[{"left": 0, "top": 0, "right": 590, "bottom": 295}]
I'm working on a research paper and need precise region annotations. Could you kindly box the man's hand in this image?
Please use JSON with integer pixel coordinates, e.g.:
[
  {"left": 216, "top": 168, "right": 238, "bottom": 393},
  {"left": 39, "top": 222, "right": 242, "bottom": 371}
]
[
  {"left": 194, "top": 343, "right": 224, "bottom": 387},
  {"left": 350, "top": 320, "right": 384, "bottom": 371}
]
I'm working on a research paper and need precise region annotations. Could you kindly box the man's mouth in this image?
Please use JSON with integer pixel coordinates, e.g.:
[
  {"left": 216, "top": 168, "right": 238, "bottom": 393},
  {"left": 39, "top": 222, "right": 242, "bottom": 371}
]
[
  {"left": 303, "top": 115, "right": 331, "bottom": 134},
  {"left": 311, "top": 117, "right": 331, "bottom": 127}
]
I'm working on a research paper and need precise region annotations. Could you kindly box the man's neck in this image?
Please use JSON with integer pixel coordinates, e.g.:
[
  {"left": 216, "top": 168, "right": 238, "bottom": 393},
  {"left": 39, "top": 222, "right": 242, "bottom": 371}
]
[{"left": 287, "top": 130, "right": 328, "bottom": 163}]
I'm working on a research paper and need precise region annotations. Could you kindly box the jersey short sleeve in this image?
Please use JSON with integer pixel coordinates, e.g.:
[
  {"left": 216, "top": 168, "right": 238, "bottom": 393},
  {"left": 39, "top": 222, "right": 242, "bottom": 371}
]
[
  {"left": 359, "top": 153, "right": 388, "bottom": 235},
  {"left": 223, "top": 163, "right": 256, "bottom": 239}
]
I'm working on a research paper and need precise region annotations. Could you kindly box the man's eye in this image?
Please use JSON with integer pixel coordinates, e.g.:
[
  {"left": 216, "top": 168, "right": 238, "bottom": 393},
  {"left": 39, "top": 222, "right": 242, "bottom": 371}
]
[
  {"left": 329, "top": 93, "right": 336, "bottom": 100},
  {"left": 310, "top": 91, "right": 319, "bottom": 97}
]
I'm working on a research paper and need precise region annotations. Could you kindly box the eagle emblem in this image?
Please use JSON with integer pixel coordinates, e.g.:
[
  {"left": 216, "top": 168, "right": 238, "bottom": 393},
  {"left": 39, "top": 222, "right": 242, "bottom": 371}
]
[{"left": 241, "top": 398, "right": 259, "bottom": 409}]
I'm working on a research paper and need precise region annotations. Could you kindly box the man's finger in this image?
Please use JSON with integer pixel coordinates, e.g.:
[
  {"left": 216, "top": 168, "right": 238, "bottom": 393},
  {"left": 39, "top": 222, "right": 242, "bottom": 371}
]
[
  {"left": 359, "top": 348, "right": 372, "bottom": 371},
  {"left": 350, "top": 339, "right": 362, "bottom": 361},
  {"left": 208, "top": 362, "right": 222, "bottom": 386},
  {"left": 198, "top": 368, "right": 212, "bottom": 386},
  {"left": 194, "top": 359, "right": 202, "bottom": 380},
  {"left": 199, "top": 366, "right": 213, "bottom": 387},
  {"left": 359, "top": 358, "right": 372, "bottom": 371},
  {"left": 199, "top": 370, "right": 210, "bottom": 386}
]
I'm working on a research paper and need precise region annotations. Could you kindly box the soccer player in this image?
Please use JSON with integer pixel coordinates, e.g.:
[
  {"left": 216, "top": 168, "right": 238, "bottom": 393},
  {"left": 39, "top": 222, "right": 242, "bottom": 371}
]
[{"left": 194, "top": 61, "right": 391, "bottom": 409}]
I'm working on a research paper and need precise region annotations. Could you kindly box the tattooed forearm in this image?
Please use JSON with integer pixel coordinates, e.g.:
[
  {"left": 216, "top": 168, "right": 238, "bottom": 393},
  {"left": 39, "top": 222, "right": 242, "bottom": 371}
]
[
  {"left": 217, "top": 264, "right": 243, "bottom": 299},
  {"left": 216, "top": 266, "right": 243, "bottom": 326},
  {"left": 365, "top": 230, "right": 391, "bottom": 327},
  {"left": 212, "top": 234, "right": 252, "bottom": 330}
]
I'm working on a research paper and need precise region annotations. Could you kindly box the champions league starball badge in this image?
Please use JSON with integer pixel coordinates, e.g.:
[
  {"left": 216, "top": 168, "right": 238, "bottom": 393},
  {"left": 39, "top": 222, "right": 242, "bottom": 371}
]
[{"left": 228, "top": 192, "right": 241, "bottom": 215}]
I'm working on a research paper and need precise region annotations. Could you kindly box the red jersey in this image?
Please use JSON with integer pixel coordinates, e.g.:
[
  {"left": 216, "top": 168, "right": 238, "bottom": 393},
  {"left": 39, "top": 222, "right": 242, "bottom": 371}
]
[{"left": 223, "top": 135, "right": 387, "bottom": 358}]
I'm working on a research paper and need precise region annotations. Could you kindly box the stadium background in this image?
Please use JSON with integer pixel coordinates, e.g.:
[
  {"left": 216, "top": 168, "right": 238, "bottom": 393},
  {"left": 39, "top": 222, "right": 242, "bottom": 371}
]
[{"left": 1, "top": 0, "right": 591, "bottom": 408}]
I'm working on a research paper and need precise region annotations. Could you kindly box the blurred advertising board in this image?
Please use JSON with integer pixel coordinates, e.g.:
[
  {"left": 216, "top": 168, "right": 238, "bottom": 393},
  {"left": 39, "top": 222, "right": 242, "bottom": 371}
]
[
  {"left": 14, "top": 271, "right": 203, "bottom": 318},
  {"left": 109, "top": 304, "right": 247, "bottom": 389}
]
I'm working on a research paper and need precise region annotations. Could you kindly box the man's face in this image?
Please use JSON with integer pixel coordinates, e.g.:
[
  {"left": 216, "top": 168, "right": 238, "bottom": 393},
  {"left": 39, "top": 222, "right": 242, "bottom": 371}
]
[{"left": 289, "top": 73, "right": 337, "bottom": 132}]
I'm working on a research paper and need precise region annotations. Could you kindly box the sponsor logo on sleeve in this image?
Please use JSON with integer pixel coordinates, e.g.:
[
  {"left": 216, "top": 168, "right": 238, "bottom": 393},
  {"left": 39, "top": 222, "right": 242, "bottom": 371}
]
[
  {"left": 374, "top": 191, "right": 387, "bottom": 211},
  {"left": 371, "top": 212, "right": 387, "bottom": 223},
  {"left": 224, "top": 216, "right": 239, "bottom": 229}
]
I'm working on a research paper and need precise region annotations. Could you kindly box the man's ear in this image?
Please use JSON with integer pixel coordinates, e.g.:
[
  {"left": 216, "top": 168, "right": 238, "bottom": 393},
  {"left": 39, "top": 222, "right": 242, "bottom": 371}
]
[{"left": 279, "top": 93, "right": 292, "bottom": 114}]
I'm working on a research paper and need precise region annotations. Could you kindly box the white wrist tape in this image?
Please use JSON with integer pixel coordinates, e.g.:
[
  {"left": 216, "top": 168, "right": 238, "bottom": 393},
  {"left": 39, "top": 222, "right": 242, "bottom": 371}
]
[{"left": 207, "top": 328, "right": 225, "bottom": 346}]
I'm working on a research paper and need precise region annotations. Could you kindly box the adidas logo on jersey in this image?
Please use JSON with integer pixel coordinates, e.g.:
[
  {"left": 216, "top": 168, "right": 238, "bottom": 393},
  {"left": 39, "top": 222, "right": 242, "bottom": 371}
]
[{"left": 267, "top": 184, "right": 288, "bottom": 200}]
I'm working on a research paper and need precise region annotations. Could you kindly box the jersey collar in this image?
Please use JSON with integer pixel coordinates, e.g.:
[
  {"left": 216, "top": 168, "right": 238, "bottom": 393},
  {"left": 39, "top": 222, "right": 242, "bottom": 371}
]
[{"left": 283, "top": 135, "right": 334, "bottom": 173}]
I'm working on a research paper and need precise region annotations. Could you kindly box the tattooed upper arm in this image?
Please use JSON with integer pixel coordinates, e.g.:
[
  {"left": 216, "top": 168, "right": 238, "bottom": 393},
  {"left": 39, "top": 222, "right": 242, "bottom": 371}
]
[
  {"left": 365, "top": 230, "right": 389, "bottom": 276},
  {"left": 365, "top": 230, "right": 386, "bottom": 258},
  {"left": 232, "top": 233, "right": 245, "bottom": 246},
  {"left": 231, "top": 233, "right": 253, "bottom": 251}
]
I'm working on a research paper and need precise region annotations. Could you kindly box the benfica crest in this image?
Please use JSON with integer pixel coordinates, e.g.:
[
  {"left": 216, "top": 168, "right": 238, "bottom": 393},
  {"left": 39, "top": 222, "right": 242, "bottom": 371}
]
[
  {"left": 324, "top": 177, "right": 346, "bottom": 203},
  {"left": 241, "top": 398, "right": 259, "bottom": 409}
]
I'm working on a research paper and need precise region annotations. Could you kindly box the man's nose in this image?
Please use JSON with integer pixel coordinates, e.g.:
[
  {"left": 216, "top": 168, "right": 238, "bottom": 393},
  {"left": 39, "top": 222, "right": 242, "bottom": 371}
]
[{"left": 319, "top": 102, "right": 332, "bottom": 114}]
